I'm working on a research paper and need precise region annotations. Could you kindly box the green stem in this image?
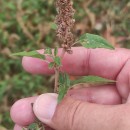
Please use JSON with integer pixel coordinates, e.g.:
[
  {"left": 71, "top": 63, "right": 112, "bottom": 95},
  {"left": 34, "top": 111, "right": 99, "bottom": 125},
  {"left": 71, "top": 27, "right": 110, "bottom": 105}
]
[
  {"left": 54, "top": 48, "right": 66, "bottom": 93},
  {"left": 54, "top": 68, "right": 59, "bottom": 93}
]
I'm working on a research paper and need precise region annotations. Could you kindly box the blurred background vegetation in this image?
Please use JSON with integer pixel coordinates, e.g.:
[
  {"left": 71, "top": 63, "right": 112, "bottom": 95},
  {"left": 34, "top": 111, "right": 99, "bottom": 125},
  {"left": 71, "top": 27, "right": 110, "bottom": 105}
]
[{"left": 0, "top": 0, "right": 130, "bottom": 129}]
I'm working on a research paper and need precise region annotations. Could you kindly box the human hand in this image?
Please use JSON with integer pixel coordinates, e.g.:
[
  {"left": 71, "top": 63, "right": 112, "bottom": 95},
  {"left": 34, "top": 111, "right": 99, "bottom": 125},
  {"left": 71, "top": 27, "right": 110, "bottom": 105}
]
[{"left": 11, "top": 47, "right": 130, "bottom": 130}]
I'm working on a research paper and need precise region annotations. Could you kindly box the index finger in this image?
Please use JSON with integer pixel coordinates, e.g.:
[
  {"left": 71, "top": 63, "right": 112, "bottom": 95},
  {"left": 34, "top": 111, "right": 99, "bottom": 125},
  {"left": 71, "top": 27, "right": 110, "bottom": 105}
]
[{"left": 22, "top": 47, "right": 130, "bottom": 79}]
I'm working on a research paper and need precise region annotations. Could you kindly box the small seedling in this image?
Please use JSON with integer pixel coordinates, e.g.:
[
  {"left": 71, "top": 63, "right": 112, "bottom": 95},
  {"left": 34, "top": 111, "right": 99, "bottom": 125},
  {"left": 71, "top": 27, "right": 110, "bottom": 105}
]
[{"left": 12, "top": 0, "right": 115, "bottom": 129}]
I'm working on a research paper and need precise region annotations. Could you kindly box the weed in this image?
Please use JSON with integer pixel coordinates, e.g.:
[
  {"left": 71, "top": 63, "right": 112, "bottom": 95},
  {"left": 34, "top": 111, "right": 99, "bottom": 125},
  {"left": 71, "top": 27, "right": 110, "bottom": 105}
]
[{"left": 12, "top": 0, "right": 116, "bottom": 129}]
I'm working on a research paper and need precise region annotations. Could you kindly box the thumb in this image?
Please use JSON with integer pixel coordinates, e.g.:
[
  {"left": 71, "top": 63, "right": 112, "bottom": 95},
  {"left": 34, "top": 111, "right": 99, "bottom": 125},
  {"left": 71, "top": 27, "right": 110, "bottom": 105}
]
[{"left": 33, "top": 93, "right": 128, "bottom": 130}]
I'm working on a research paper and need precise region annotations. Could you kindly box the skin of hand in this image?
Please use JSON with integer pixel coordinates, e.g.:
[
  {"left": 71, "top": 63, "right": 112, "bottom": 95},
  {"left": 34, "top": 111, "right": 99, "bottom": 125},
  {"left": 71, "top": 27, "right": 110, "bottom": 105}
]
[{"left": 10, "top": 47, "right": 130, "bottom": 130}]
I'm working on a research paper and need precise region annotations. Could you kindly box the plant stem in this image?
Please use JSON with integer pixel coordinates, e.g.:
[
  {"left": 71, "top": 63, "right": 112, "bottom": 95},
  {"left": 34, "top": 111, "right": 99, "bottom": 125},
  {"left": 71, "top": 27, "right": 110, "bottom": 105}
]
[
  {"left": 54, "top": 0, "right": 75, "bottom": 93},
  {"left": 54, "top": 68, "right": 59, "bottom": 93},
  {"left": 54, "top": 48, "right": 66, "bottom": 93}
]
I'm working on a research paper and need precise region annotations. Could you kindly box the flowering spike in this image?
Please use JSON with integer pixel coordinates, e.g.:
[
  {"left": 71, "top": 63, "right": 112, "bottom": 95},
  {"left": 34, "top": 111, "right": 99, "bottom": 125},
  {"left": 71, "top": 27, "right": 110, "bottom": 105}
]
[{"left": 55, "top": 0, "right": 75, "bottom": 53}]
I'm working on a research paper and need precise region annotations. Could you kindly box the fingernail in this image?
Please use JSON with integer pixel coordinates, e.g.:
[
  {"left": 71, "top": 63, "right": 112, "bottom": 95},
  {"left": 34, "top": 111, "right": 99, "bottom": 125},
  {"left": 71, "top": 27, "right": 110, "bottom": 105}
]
[{"left": 33, "top": 93, "right": 58, "bottom": 124}]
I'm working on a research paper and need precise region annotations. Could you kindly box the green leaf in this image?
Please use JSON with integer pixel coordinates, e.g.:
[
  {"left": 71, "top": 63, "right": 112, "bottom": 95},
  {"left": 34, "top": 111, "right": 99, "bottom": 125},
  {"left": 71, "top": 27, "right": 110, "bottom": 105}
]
[
  {"left": 50, "top": 23, "right": 57, "bottom": 30},
  {"left": 7, "top": 2, "right": 16, "bottom": 10},
  {"left": 59, "top": 73, "right": 70, "bottom": 87},
  {"left": 71, "top": 75, "right": 116, "bottom": 88},
  {"left": 48, "top": 62, "right": 55, "bottom": 69},
  {"left": 54, "top": 56, "right": 61, "bottom": 66},
  {"left": 44, "top": 48, "right": 52, "bottom": 55},
  {"left": 27, "top": 123, "right": 39, "bottom": 130},
  {"left": 11, "top": 51, "right": 45, "bottom": 59},
  {"left": 58, "top": 73, "right": 70, "bottom": 103},
  {"left": 54, "top": 47, "right": 58, "bottom": 56},
  {"left": 78, "top": 33, "right": 114, "bottom": 50}
]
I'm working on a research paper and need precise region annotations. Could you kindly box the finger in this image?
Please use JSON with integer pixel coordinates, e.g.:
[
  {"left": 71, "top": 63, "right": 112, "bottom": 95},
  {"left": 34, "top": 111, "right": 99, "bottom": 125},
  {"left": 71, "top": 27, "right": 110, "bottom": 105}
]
[
  {"left": 22, "top": 47, "right": 130, "bottom": 78},
  {"left": 33, "top": 94, "right": 130, "bottom": 130},
  {"left": 14, "top": 124, "right": 23, "bottom": 130},
  {"left": 11, "top": 86, "right": 121, "bottom": 127},
  {"left": 67, "top": 85, "right": 122, "bottom": 105},
  {"left": 116, "top": 59, "right": 130, "bottom": 100},
  {"left": 10, "top": 94, "right": 57, "bottom": 127},
  {"left": 10, "top": 96, "right": 37, "bottom": 126}
]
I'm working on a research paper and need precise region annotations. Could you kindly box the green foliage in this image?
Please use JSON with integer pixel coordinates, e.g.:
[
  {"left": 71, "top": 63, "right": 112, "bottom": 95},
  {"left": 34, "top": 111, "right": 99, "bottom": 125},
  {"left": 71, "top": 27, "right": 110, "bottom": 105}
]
[
  {"left": 78, "top": 33, "right": 115, "bottom": 50},
  {"left": 54, "top": 47, "right": 58, "bottom": 56},
  {"left": 58, "top": 75, "right": 115, "bottom": 102},
  {"left": 0, "top": 82, "right": 8, "bottom": 101},
  {"left": 48, "top": 62, "right": 55, "bottom": 69},
  {"left": 12, "top": 48, "right": 61, "bottom": 69},
  {"left": 25, "top": 123, "right": 45, "bottom": 130},
  {"left": 44, "top": 48, "right": 52, "bottom": 55},
  {"left": 0, "top": 112, "right": 14, "bottom": 129},
  {"left": 50, "top": 23, "right": 58, "bottom": 30},
  {"left": 58, "top": 73, "right": 70, "bottom": 103},
  {"left": 71, "top": 76, "right": 116, "bottom": 88},
  {"left": 12, "top": 51, "right": 45, "bottom": 59},
  {"left": 54, "top": 56, "right": 61, "bottom": 67}
]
